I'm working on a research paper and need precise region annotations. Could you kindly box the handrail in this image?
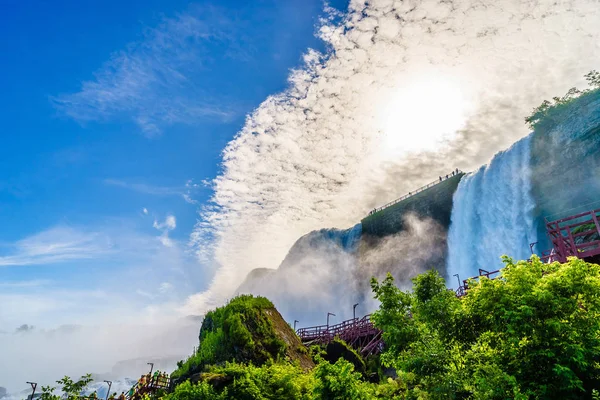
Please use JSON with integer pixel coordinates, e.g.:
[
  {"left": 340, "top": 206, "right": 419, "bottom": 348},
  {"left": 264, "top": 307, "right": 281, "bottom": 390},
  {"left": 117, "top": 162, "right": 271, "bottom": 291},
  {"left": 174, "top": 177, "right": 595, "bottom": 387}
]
[
  {"left": 367, "top": 170, "right": 464, "bottom": 216},
  {"left": 296, "top": 315, "right": 377, "bottom": 340}
]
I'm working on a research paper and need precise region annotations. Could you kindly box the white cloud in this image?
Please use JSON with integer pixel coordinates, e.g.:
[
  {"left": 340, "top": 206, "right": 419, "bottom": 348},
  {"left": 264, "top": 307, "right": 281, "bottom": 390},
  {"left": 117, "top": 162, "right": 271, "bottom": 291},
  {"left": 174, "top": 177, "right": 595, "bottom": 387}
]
[
  {"left": 0, "top": 279, "right": 52, "bottom": 288},
  {"left": 0, "top": 226, "right": 112, "bottom": 267},
  {"left": 0, "top": 222, "right": 207, "bottom": 390},
  {"left": 142, "top": 207, "right": 149, "bottom": 215},
  {"left": 153, "top": 215, "right": 176, "bottom": 231},
  {"left": 185, "top": 0, "right": 600, "bottom": 314},
  {"left": 158, "top": 282, "right": 174, "bottom": 294},
  {"left": 105, "top": 179, "right": 181, "bottom": 196},
  {"left": 0, "top": 316, "right": 199, "bottom": 393},
  {"left": 105, "top": 178, "right": 200, "bottom": 204},
  {"left": 51, "top": 7, "right": 238, "bottom": 136},
  {"left": 153, "top": 214, "right": 177, "bottom": 247}
]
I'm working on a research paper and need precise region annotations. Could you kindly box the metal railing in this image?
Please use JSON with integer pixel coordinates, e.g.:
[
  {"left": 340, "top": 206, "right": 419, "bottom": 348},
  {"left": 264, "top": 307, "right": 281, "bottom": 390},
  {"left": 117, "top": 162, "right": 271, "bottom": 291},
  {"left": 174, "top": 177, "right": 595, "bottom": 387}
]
[
  {"left": 367, "top": 170, "right": 464, "bottom": 216},
  {"left": 545, "top": 208, "right": 600, "bottom": 263},
  {"left": 296, "top": 314, "right": 383, "bottom": 357},
  {"left": 296, "top": 314, "right": 377, "bottom": 341},
  {"left": 125, "top": 375, "right": 171, "bottom": 400}
]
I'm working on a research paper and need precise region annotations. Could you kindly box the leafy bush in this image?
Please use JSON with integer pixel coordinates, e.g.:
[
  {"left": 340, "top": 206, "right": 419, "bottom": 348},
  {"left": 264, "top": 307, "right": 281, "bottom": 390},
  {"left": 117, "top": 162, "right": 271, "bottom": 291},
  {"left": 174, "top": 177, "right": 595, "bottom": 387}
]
[
  {"left": 40, "top": 374, "right": 93, "bottom": 400},
  {"left": 371, "top": 256, "right": 600, "bottom": 399}
]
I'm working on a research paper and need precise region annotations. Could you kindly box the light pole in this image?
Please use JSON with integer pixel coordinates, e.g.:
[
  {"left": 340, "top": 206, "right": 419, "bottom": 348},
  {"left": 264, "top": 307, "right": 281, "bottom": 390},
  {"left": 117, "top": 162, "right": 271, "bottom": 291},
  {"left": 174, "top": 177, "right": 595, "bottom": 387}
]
[
  {"left": 293, "top": 320, "right": 299, "bottom": 331},
  {"left": 453, "top": 274, "right": 461, "bottom": 288},
  {"left": 529, "top": 242, "right": 538, "bottom": 255},
  {"left": 103, "top": 380, "right": 112, "bottom": 400},
  {"left": 353, "top": 303, "right": 359, "bottom": 320},
  {"left": 26, "top": 382, "right": 37, "bottom": 400},
  {"left": 147, "top": 362, "right": 154, "bottom": 375},
  {"left": 327, "top": 312, "right": 335, "bottom": 327}
]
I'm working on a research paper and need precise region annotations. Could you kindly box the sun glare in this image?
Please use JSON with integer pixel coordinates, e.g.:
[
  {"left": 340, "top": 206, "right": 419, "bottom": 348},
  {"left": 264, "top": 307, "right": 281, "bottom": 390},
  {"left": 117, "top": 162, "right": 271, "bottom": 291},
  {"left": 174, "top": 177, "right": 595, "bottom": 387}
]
[{"left": 378, "top": 75, "right": 471, "bottom": 158}]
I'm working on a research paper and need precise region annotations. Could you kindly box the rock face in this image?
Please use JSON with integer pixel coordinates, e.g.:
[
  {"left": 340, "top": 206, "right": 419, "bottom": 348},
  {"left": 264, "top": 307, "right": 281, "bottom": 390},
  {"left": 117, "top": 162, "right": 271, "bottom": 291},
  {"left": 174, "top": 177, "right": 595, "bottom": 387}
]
[
  {"left": 361, "top": 173, "right": 464, "bottom": 237},
  {"left": 530, "top": 92, "right": 600, "bottom": 251}
]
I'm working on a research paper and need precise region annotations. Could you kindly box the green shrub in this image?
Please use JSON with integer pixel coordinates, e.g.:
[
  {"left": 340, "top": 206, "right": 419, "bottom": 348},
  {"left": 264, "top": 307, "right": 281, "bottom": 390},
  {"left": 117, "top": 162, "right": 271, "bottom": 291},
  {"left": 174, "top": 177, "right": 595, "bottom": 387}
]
[
  {"left": 371, "top": 256, "right": 600, "bottom": 399},
  {"left": 172, "top": 295, "right": 285, "bottom": 380},
  {"left": 525, "top": 70, "right": 600, "bottom": 131}
]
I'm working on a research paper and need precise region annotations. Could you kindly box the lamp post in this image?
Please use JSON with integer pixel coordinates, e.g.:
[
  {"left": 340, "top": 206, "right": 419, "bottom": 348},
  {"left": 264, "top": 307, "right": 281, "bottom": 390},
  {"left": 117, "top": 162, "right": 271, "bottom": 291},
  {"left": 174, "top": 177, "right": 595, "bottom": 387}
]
[
  {"left": 26, "top": 382, "right": 37, "bottom": 400},
  {"left": 327, "top": 312, "right": 335, "bottom": 327},
  {"left": 529, "top": 241, "right": 538, "bottom": 255},
  {"left": 103, "top": 380, "right": 112, "bottom": 400},
  {"left": 293, "top": 320, "right": 299, "bottom": 331},
  {"left": 453, "top": 274, "right": 461, "bottom": 288},
  {"left": 147, "top": 362, "right": 154, "bottom": 375},
  {"left": 353, "top": 303, "right": 359, "bottom": 320}
]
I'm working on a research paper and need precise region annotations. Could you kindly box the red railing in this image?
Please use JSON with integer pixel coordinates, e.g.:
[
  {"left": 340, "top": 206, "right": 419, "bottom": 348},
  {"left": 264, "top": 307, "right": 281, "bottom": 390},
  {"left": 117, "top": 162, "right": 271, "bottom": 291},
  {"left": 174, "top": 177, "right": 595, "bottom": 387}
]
[
  {"left": 455, "top": 268, "right": 502, "bottom": 297},
  {"left": 296, "top": 314, "right": 383, "bottom": 356},
  {"left": 545, "top": 208, "right": 600, "bottom": 263}
]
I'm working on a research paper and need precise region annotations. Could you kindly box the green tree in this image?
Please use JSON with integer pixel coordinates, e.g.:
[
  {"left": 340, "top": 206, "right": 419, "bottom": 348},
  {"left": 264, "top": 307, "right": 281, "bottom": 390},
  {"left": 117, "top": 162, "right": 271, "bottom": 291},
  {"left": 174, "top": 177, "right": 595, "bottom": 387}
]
[
  {"left": 371, "top": 257, "right": 600, "bottom": 399},
  {"left": 40, "top": 374, "right": 93, "bottom": 400}
]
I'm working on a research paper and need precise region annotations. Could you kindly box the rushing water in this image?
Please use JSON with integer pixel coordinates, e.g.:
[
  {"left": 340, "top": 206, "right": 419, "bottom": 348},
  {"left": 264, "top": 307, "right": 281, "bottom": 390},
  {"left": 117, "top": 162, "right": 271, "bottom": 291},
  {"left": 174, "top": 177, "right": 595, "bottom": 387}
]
[{"left": 446, "top": 135, "right": 537, "bottom": 284}]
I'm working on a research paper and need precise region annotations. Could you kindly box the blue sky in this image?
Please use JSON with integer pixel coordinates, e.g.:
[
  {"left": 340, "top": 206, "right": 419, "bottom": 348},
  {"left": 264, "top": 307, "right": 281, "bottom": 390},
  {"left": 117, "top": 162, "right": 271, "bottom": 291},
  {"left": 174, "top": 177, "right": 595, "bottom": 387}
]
[
  {"left": 3, "top": 0, "right": 600, "bottom": 388},
  {"left": 0, "top": 0, "right": 349, "bottom": 329}
]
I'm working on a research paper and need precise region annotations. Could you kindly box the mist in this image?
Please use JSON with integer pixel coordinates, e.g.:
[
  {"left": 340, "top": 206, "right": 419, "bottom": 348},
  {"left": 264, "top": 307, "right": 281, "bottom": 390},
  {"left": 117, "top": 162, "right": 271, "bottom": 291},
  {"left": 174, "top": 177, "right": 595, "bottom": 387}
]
[
  {"left": 0, "top": 318, "right": 198, "bottom": 393},
  {"left": 187, "top": 0, "right": 600, "bottom": 314},
  {"left": 237, "top": 215, "right": 447, "bottom": 326}
]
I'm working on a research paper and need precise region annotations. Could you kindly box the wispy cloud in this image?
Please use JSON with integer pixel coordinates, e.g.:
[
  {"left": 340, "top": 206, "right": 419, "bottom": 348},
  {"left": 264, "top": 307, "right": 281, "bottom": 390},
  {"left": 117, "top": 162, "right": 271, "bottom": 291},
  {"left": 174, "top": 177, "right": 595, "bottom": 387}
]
[
  {"left": 104, "top": 179, "right": 181, "bottom": 196},
  {"left": 0, "top": 221, "right": 206, "bottom": 390},
  {"left": 0, "top": 280, "right": 52, "bottom": 289},
  {"left": 153, "top": 214, "right": 177, "bottom": 247},
  {"left": 51, "top": 7, "right": 239, "bottom": 136},
  {"left": 0, "top": 226, "right": 112, "bottom": 267},
  {"left": 104, "top": 178, "right": 199, "bottom": 204},
  {"left": 185, "top": 0, "right": 600, "bottom": 314}
]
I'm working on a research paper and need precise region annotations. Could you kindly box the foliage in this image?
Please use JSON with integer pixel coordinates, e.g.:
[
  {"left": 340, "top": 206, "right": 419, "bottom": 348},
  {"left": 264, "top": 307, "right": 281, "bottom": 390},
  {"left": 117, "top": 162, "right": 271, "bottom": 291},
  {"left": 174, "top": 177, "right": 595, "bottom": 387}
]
[
  {"left": 171, "top": 295, "right": 287, "bottom": 380},
  {"left": 165, "top": 358, "right": 406, "bottom": 400},
  {"left": 323, "top": 338, "right": 367, "bottom": 376},
  {"left": 525, "top": 70, "right": 600, "bottom": 130},
  {"left": 40, "top": 374, "right": 93, "bottom": 400},
  {"left": 371, "top": 256, "right": 600, "bottom": 399}
]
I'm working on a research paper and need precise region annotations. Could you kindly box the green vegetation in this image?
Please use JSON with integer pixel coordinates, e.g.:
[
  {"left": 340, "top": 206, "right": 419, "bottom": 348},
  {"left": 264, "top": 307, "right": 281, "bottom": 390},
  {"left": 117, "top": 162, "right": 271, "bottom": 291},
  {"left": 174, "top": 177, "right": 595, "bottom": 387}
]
[
  {"left": 525, "top": 70, "right": 600, "bottom": 131},
  {"left": 40, "top": 374, "right": 93, "bottom": 400},
  {"left": 164, "top": 256, "right": 600, "bottom": 399},
  {"left": 172, "top": 294, "right": 311, "bottom": 381},
  {"left": 42, "top": 257, "right": 600, "bottom": 399},
  {"left": 371, "top": 256, "right": 600, "bottom": 399}
]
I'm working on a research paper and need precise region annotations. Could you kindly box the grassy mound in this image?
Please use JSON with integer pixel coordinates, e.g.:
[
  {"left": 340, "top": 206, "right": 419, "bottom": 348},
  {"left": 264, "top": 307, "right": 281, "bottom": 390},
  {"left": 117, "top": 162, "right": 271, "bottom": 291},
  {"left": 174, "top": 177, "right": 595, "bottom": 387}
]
[{"left": 172, "top": 295, "right": 313, "bottom": 382}]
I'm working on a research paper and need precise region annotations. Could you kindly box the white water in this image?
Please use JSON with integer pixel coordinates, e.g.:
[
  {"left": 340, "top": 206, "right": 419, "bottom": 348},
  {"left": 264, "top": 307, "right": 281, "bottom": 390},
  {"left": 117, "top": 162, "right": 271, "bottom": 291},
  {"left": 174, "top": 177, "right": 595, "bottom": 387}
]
[{"left": 446, "top": 135, "right": 537, "bottom": 285}]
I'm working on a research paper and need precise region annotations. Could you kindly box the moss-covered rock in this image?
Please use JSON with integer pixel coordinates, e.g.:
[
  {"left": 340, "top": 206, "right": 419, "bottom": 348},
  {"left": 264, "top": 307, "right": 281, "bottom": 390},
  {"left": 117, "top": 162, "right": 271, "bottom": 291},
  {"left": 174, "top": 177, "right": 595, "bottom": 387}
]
[
  {"left": 323, "top": 338, "right": 367, "bottom": 376},
  {"left": 172, "top": 295, "right": 313, "bottom": 382}
]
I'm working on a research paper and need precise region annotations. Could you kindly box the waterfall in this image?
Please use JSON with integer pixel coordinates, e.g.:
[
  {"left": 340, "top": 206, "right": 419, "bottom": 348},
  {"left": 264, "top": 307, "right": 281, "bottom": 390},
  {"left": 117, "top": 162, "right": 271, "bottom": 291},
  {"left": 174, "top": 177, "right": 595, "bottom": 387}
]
[{"left": 447, "top": 135, "right": 537, "bottom": 284}]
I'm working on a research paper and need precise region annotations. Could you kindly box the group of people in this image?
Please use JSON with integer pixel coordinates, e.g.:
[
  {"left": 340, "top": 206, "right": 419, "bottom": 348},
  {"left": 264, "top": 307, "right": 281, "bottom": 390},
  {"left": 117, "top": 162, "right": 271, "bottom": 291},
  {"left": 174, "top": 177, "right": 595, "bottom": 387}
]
[
  {"left": 84, "top": 392, "right": 125, "bottom": 400},
  {"left": 439, "top": 168, "right": 461, "bottom": 182},
  {"left": 86, "top": 371, "right": 170, "bottom": 400},
  {"left": 126, "top": 371, "right": 170, "bottom": 399}
]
